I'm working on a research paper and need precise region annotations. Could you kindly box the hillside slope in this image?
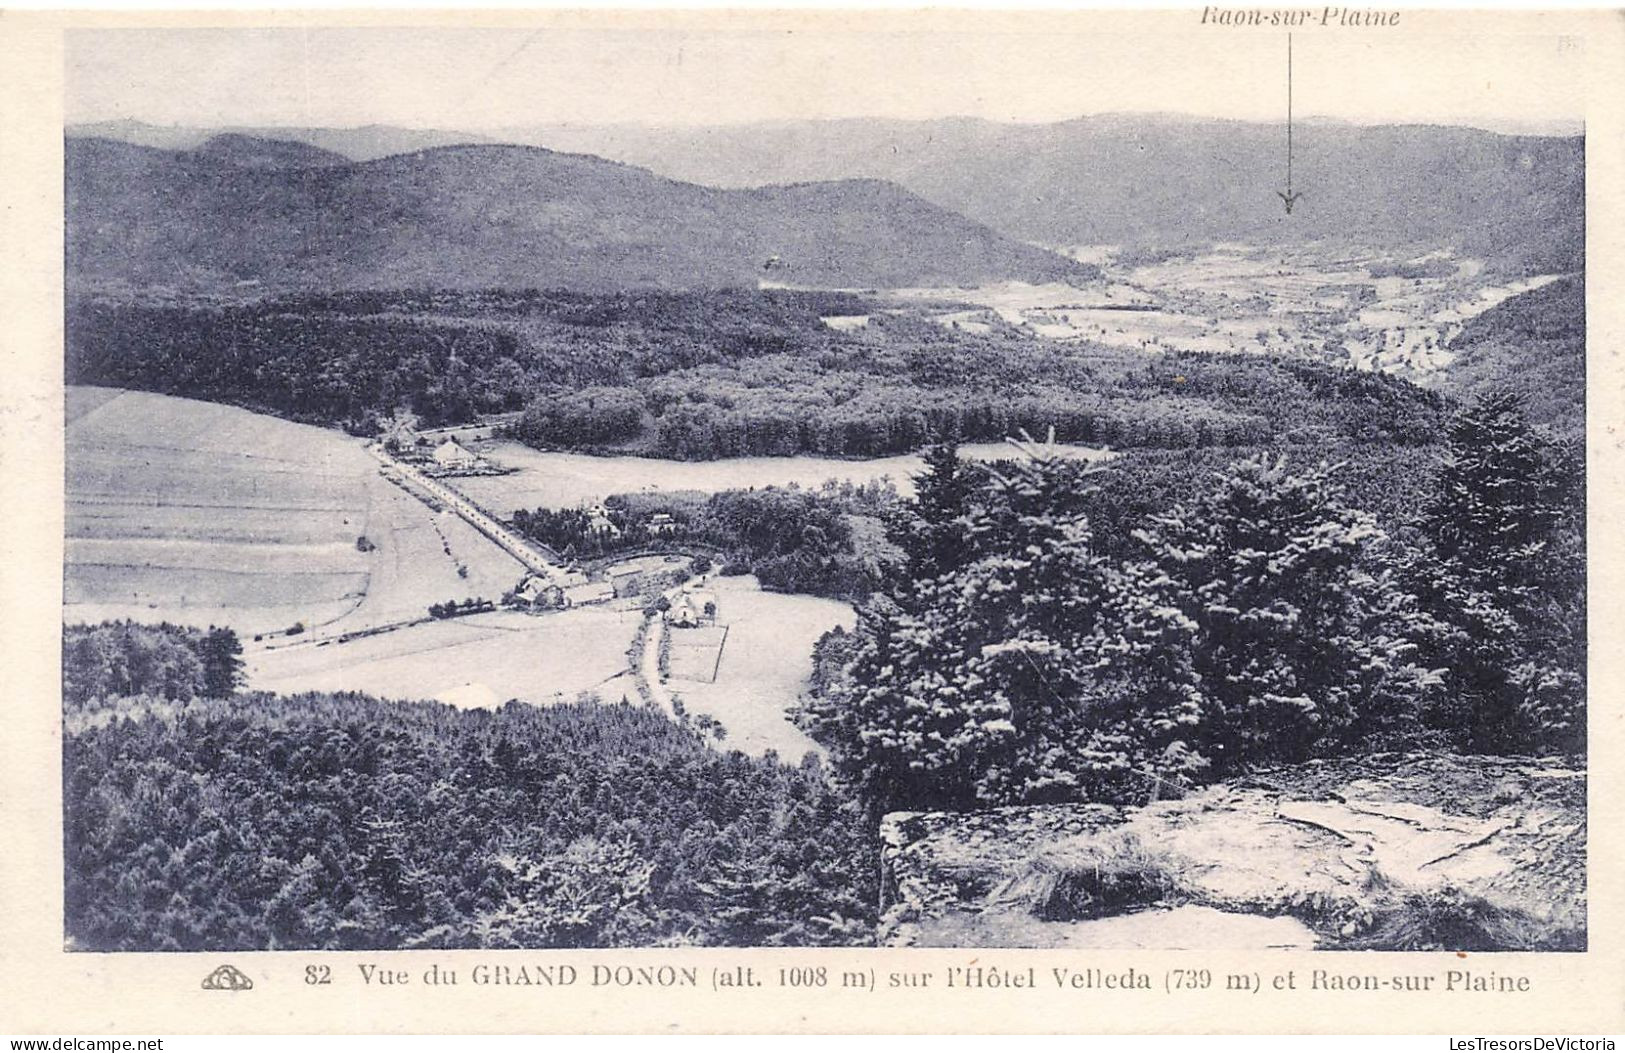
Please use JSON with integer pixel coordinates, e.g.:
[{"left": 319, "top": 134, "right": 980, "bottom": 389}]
[
  {"left": 190, "top": 132, "right": 351, "bottom": 169},
  {"left": 520, "top": 115, "right": 1585, "bottom": 273},
  {"left": 65, "top": 137, "right": 1087, "bottom": 292},
  {"left": 1442, "top": 274, "right": 1585, "bottom": 434}
]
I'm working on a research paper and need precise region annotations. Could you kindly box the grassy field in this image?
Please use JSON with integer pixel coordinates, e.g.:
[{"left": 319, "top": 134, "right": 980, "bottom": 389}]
[
  {"left": 65, "top": 387, "right": 527, "bottom": 640},
  {"left": 667, "top": 624, "right": 728, "bottom": 682},
  {"left": 246, "top": 606, "right": 643, "bottom": 707},
  {"left": 65, "top": 387, "right": 379, "bottom": 636},
  {"left": 455, "top": 441, "right": 1110, "bottom": 516},
  {"left": 331, "top": 479, "right": 525, "bottom": 632},
  {"left": 667, "top": 575, "right": 855, "bottom": 760}
]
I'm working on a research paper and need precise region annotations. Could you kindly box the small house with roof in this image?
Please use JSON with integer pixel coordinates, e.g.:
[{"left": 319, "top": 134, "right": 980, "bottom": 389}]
[
  {"left": 583, "top": 503, "right": 621, "bottom": 539},
  {"left": 667, "top": 589, "right": 718, "bottom": 628},
  {"left": 432, "top": 438, "right": 479, "bottom": 471}
]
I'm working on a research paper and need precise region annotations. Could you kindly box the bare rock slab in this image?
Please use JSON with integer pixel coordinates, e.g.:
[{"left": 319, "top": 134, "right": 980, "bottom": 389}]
[{"left": 880, "top": 752, "right": 1585, "bottom": 950}]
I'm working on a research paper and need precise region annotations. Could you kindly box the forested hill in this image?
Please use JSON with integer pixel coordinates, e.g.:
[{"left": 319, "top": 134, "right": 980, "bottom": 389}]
[
  {"left": 64, "top": 137, "right": 1089, "bottom": 293},
  {"left": 1442, "top": 274, "right": 1585, "bottom": 435},
  {"left": 519, "top": 115, "right": 1585, "bottom": 274},
  {"left": 190, "top": 132, "right": 351, "bottom": 170}
]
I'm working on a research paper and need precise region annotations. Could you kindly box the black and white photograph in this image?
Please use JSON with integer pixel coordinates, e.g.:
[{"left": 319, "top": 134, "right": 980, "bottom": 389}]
[{"left": 56, "top": 15, "right": 1588, "bottom": 960}]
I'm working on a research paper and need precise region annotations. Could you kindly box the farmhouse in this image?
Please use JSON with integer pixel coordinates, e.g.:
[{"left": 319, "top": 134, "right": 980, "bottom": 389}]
[
  {"left": 668, "top": 590, "right": 718, "bottom": 628},
  {"left": 432, "top": 438, "right": 479, "bottom": 470},
  {"left": 511, "top": 574, "right": 552, "bottom": 608},
  {"left": 648, "top": 512, "right": 678, "bottom": 535},
  {"left": 509, "top": 570, "right": 613, "bottom": 610},
  {"left": 584, "top": 504, "right": 621, "bottom": 539}
]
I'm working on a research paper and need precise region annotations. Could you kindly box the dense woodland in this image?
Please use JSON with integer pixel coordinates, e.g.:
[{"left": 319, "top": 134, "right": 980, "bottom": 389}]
[
  {"left": 65, "top": 289, "right": 866, "bottom": 430},
  {"left": 66, "top": 288, "right": 1447, "bottom": 458},
  {"left": 795, "top": 392, "right": 1585, "bottom": 814},
  {"left": 64, "top": 681, "right": 875, "bottom": 951},
  {"left": 512, "top": 480, "right": 896, "bottom": 600},
  {"left": 62, "top": 621, "right": 243, "bottom": 707},
  {"left": 1442, "top": 275, "right": 1585, "bottom": 437}
]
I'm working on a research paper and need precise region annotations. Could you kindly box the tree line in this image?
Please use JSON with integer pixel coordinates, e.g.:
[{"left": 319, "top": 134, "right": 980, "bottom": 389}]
[
  {"left": 63, "top": 620, "right": 243, "bottom": 708},
  {"left": 66, "top": 289, "right": 1446, "bottom": 461},
  {"left": 511, "top": 481, "right": 896, "bottom": 601}
]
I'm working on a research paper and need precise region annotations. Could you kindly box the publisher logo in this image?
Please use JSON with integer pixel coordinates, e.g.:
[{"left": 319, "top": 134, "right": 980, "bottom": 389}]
[{"left": 200, "top": 964, "right": 254, "bottom": 991}]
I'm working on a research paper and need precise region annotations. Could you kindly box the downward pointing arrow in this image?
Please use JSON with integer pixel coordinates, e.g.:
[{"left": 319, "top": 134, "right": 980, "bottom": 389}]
[{"left": 1280, "top": 33, "right": 1302, "bottom": 215}]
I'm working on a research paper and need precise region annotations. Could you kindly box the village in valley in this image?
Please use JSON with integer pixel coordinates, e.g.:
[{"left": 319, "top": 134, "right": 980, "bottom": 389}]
[{"left": 342, "top": 413, "right": 747, "bottom": 735}]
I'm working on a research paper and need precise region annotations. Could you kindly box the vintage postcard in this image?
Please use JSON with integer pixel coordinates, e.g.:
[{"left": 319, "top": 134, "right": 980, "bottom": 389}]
[{"left": 0, "top": 5, "right": 1622, "bottom": 1036}]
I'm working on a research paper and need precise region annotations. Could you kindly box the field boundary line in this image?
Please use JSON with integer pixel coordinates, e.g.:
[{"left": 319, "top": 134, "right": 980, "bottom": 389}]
[{"left": 706, "top": 624, "right": 729, "bottom": 684}]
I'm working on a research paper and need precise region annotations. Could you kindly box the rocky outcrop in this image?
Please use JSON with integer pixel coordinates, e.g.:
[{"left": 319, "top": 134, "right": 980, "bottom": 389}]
[{"left": 880, "top": 753, "right": 1585, "bottom": 950}]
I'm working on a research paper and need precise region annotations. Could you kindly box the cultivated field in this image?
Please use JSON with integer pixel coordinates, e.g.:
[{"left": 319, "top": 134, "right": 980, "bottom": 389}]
[
  {"left": 66, "top": 387, "right": 377, "bottom": 636},
  {"left": 64, "top": 387, "right": 528, "bottom": 641},
  {"left": 666, "top": 575, "right": 855, "bottom": 760},
  {"left": 332, "top": 479, "right": 525, "bottom": 632},
  {"left": 453, "top": 442, "right": 1110, "bottom": 516},
  {"left": 247, "top": 605, "right": 643, "bottom": 707}
]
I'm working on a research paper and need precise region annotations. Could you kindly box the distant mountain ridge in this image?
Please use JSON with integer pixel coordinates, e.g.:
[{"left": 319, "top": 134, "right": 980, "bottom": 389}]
[
  {"left": 66, "top": 137, "right": 1088, "bottom": 293},
  {"left": 67, "top": 119, "right": 496, "bottom": 160},
  {"left": 70, "top": 114, "right": 1584, "bottom": 274},
  {"left": 510, "top": 115, "right": 1584, "bottom": 273},
  {"left": 190, "top": 133, "right": 351, "bottom": 169}
]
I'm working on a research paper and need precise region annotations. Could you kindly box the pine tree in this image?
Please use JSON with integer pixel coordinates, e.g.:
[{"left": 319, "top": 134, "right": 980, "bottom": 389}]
[
  {"left": 1410, "top": 391, "right": 1584, "bottom": 753},
  {"left": 199, "top": 626, "right": 244, "bottom": 697},
  {"left": 1135, "top": 455, "right": 1436, "bottom": 770},
  {"left": 886, "top": 436, "right": 975, "bottom": 591},
  {"left": 1424, "top": 390, "right": 1563, "bottom": 583},
  {"left": 797, "top": 440, "right": 1212, "bottom": 812}
]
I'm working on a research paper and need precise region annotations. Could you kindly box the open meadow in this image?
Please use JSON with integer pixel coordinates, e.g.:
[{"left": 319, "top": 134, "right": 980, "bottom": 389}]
[
  {"left": 452, "top": 441, "right": 1110, "bottom": 517},
  {"left": 65, "top": 387, "right": 378, "bottom": 636},
  {"left": 246, "top": 605, "right": 643, "bottom": 707},
  {"left": 666, "top": 624, "right": 728, "bottom": 682},
  {"left": 665, "top": 574, "right": 855, "bottom": 760}
]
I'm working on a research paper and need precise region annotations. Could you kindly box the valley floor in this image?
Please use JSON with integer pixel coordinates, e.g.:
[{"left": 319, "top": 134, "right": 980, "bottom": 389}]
[
  {"left": 65, "top": 388, "right": 857, "bottom": 755},
  {"left": 888, "top": 244, "right": 1571, "bottom": 384}
]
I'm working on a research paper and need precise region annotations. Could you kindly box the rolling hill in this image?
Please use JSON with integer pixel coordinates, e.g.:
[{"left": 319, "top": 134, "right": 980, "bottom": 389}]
[
  {"left": 190, "top": 132, "right": 350, "bottom": 169},
  {"left": 67, "top": 119, "right": 495, "bottom": 160},
  {"left": 65, "top": 137, "right": 1088, "bottom": 292},
  {"left": 516, "top": 115, "right": 1585, "bottom": 274}
]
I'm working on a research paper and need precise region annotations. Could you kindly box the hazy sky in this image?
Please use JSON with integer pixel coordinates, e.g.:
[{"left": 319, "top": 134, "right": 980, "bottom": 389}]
[{"left": 65, "top": 22, "right": 1586, "bottom": 133}]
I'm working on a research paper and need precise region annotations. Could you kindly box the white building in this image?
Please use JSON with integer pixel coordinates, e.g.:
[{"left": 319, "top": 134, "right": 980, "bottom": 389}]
[
  {"left": 583, "top": 503, "right": 621, "bottom": 538},
  {"left": 668, "top": 590, "right": 718, "bottom": 628},
  {"left": 432, "top": 438, "right": 479, "bottom": 470}
]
